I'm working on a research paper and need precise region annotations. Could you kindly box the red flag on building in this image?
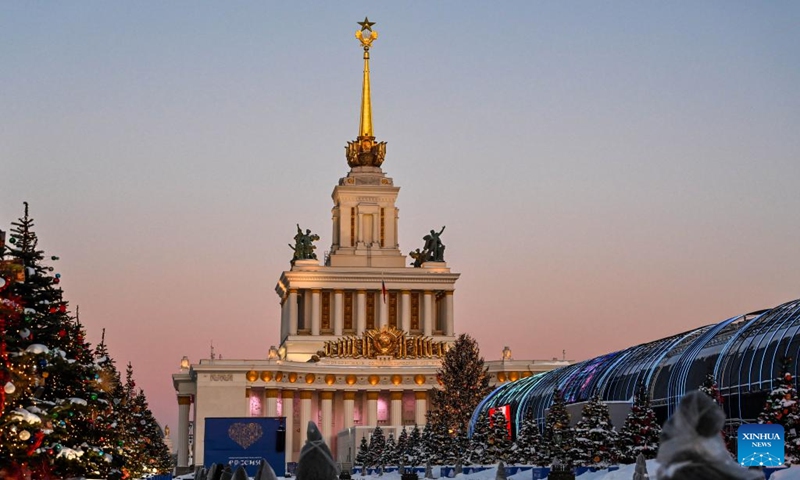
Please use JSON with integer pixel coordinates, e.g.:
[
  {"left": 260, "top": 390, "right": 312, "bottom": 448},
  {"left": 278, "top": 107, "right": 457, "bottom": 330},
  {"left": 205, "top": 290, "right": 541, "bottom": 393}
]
[{"left": 381, "top": 279, "right": 387, "bottom": 303}]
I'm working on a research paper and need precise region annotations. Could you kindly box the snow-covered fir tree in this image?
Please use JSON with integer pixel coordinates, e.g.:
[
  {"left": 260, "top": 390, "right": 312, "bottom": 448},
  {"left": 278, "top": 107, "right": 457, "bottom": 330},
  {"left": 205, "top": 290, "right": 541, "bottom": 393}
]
[
  {"left": 570, "top": 392, "right": 619, "bottom": 468},
  {"left": 384, "top": 432, "right": 398, "bottom": 467},
  {"left": 423, "top": 408, "right": 456, "bottom": 465},
  {"left": 405, "top": 425, "right": 424, "bottom": 468},
  {"left": 619, "top": 382, "right": 661, "bottom": 463},
  {"left": 355, "top": 436, "right": 370, "bottom": 467},
  {"left": 368, "top": 425, "right": 387, "bottom": 470},
  {"left": 395, "top": 427, "right": 408, "bottom": 468},
  {"left": 757, "top": 356, "right": 800, "bottom": 462},
  {"left": 466, "top": 412, "right": 491, "bottom": 465},
  {"left": 542, "top": 388, "right": 574, "bottom": 466},
  {"left": 427, "top": 334, "right": 492, "bottom": 465},
  {"left": 511, "top": 407, "right": 544, "bottom": 466},
  {"left": 486, "top": 410, "right": 512, "bottom": 464}
]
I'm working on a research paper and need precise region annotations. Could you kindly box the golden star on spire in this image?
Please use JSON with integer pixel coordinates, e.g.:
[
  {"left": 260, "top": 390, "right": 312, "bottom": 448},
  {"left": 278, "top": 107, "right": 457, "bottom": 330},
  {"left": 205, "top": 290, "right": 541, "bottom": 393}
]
[{"left": 358, "top": 17, "right": 376, "bottom": 32}]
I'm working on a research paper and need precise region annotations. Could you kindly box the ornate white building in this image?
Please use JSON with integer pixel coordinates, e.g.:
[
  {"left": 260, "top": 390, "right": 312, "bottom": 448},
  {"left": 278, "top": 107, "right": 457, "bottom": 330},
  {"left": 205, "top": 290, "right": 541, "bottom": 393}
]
[{"left": 172, "top": 18, "right": 569, "bottom": 471}]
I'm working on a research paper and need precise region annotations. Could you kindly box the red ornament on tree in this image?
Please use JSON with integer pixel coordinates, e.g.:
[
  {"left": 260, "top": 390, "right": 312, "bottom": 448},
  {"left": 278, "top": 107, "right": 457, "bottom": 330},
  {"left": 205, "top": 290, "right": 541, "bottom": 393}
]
[{"left": 58, "top": 329, "right": 66, "bottom": 338}]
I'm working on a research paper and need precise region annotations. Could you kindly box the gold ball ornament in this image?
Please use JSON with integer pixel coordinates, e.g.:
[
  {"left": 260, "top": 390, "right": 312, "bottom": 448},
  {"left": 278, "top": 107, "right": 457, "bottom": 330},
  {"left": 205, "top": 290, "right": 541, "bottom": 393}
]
[
  {"left": 368, "top": 375, "right": 380, "bottom": 385},
  {"left": 19, "top": 430, "right": 31, "bottom": 441},
  {"left": 391, "top": 375, "right": 403, "bottom": 385},
  {"left": 261, "top": 371, "right": 273, "bottom": 382},
  {"left": 246, "top": 370, "right": 258, "bottom": 382},
  {"left": 305, "top": 373, "right": 316, "bottom": 384},
  {"left": 325, "top": 374, "right": 336, "bottom": 385},
  {"left": 497, "top": 372, "right": 507, "bottom": 382},
  {"left": 345, "top": 374, "right": 357, "bottom": 385},
  {"left": 414, "top": 374, "right": 426, "bottom": 385},
  {"left": 288, "top": 372, "right": 298, "bottom": 383}
]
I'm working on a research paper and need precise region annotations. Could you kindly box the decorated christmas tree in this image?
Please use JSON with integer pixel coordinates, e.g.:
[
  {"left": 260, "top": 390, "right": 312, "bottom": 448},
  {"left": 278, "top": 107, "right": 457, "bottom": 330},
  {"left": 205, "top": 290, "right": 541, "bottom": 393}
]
[
  {"left": 118, "top": 363, "right": 173, "bottom": 477},
  {"left": 570, "top": 392, "right": 619, "bottom": 468},
  {"left": 757, "top": 356, "right": 800, "bottom": 462},
  {"left": 699, "top": 372, "right": 723, "bottom": 406},
  {"left": 427, "top": 333, "right": 492, "bottom": 465},
  {"left": 542, "top": 388, "right": 574, "bottom": 466},
  {"left": 0, "top": 204, "right": 118, "bottom": 478},
  {"left": 618, "top": 382, "right": 661, "bottom": 463}
]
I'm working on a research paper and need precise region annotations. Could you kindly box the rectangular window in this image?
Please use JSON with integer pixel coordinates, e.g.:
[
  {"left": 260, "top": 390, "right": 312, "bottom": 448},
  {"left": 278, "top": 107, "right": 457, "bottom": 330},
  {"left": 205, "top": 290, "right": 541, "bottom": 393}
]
[
  {"left": 350, "top": 207, "right": 355, "bottom": 247},
  {"left": 389, "top": 292, "right": 398, "bottom": 328},
  {"left": 410, "top": 292, "right": 420, "bottom": 332},
  {"left": 321, "top": 291, "right": 331, "bottom": 332},
  {"left": 366, "top": 292, "right": 376, "bottom": 330},
  {"left": 380, "top": 208, "right": 385, "bottom": 247},
  {"left": 344, "top": 292, "right": 353, "bottom": 332}
]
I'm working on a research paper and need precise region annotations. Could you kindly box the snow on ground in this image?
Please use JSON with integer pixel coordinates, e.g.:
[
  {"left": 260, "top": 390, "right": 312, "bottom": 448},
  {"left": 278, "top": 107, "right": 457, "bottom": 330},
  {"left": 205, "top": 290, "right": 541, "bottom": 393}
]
[{"left": 177, "top": 461, "right": 800, "bottom": 480}]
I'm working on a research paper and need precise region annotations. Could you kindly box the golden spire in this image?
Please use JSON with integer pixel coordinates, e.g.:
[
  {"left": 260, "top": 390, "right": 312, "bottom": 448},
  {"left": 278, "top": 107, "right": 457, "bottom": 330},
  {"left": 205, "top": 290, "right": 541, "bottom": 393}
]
[
  {"left": 357, "top": 17, "right": 376, "bottom": 138},
  {"left": 346, "top": 17, "right": 387, "bottom": 168}
]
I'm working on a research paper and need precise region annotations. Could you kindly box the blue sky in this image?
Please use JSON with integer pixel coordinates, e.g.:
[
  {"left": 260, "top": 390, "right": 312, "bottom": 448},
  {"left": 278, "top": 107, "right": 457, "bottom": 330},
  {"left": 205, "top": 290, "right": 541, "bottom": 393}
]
[{"left": 2, "top": 2, "right": 799, "bottom": 439}]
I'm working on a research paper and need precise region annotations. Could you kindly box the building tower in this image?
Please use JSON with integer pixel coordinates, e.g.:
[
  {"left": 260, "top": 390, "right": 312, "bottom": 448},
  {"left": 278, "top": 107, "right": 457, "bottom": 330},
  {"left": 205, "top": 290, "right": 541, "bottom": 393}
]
[{"left": 172, "top": 19, "right": 564, "bottom": 472}]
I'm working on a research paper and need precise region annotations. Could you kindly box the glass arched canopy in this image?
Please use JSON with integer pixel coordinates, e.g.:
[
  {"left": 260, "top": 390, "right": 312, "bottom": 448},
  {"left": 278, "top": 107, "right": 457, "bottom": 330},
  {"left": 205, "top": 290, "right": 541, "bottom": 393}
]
[{"left": 471, "top": 298, "right": 800, "bottom": 435}]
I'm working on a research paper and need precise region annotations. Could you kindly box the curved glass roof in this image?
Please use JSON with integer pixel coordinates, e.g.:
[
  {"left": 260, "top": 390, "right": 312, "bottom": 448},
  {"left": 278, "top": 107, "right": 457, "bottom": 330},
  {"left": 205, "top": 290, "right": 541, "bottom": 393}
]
[{"left": 472, "top": 298, "right": 800, "bottom": 435}]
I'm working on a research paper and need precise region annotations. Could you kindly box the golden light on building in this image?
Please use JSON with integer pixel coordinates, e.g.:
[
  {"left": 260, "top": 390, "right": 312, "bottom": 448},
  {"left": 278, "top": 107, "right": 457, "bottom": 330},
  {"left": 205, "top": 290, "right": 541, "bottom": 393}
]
[
  {"left": 508, "top": 371, "right": 519, "bottom": 382},
  {"left": 246, "top": 370, "right": 258, "bottom": 382},
  {"left": 325, "top": 374, "right": 336, "bottom": 385},
  {"left": 368, "top": 375, "right": 380, "bottom": 385},
  {"left": 346, "top": 374, "right": 357, "bottom": 385},
  {"left": 261, "top": 371, "right": 273, "bottom": 382},
  {"left": 305, "top": 373, "right": 316, "bottom": 384},
  {"left": 288, "top": 372, "right": 298, "bottom": 383},
  {"left": 414, "top": 374, "right": 426, "bottom": 385},
  {"left": 497, "top": 372, "right": 507, "bottom": 383},
  {"left": 391, "top": 375, "right": 402, "bottom": 385},
  {"left": 274, "top": 371, "right": 283, "bottom": 382},
  {"left": 522, "top": 371, "right": 533, "bottom": 378}
]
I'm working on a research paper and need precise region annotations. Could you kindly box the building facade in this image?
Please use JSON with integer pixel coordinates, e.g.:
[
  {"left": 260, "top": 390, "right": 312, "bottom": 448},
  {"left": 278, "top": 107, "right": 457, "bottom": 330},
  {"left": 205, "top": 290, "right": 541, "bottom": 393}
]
[{"left": 171, "top": 20, "right": 568, "bottom": 470}]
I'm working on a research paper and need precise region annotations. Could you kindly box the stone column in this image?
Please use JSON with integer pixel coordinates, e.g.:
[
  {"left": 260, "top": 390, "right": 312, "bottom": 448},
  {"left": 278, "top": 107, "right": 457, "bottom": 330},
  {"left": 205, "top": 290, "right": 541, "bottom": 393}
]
[
  {"left": 445, "top": 291, "right": 454, "bottom": 336},
  {"left": 311, "top": 289, "right": 321, "bottom": 336},
  {"left": 356, "top": 290, "right": 367, "bottom": 334},
  {"left": 401, "top": 291, "right": 411, "bottom": 332},
  {"left": 282, "top": 390, "right": 295, "bottom": 462},
  {"left": 299, "top": 391, "right": 313, "bottom": 447},
  {"left": 357, "top": 213, "right": 364, "bottom": 243},
  {"left": 265, "top": 389, "right": 279, "bottom": 417},
  {"left": 333, "top": 290, "right": 344, "bottom": 336},
  {"left": 320, "top": 391, "right": 333, "bottom": 449},
  {"left": 423, "top": 291, "right": 433, "bottom": 336},
  {"left": 390, "top": 391, "right": 403, "bottom": 427},
  {"left": 343, "top": 391, "right": 355, "bottom": 429},
  {"left": 177, "top": 395, "right": 191, "bottom": 468},
  {"left": 415, "top": 391, "right": 427, "bottom": 426},
  {"left": 288, "top": 289, "right": 298, "bottom": 335},
  {"left": 366, "top": 391, "right": 378, "bottom": 427}
]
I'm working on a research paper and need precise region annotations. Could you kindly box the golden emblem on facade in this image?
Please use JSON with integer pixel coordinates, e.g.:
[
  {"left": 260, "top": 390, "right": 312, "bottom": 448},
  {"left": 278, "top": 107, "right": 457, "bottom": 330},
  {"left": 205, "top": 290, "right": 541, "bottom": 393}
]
[{"left": 320, "top": 325, "right": 449, "bottom": 359}]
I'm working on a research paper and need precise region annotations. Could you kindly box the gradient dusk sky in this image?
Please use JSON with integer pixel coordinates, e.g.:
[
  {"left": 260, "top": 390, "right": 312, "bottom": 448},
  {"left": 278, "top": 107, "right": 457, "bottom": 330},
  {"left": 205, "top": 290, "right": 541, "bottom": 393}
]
[{"left": 2, "top": 3, "right": 799, "bottom": 444}]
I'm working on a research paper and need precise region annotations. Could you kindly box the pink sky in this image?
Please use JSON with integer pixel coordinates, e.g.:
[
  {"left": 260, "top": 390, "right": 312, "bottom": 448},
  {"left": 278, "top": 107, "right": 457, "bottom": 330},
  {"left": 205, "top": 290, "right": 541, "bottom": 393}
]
[{"left": 2, "top": 3, "right": 799, "bottom": 445}]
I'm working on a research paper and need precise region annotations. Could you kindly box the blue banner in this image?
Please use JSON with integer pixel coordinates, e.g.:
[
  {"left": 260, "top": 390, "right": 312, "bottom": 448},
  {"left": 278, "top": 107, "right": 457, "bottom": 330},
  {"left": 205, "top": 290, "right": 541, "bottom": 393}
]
[{"left": 204, "top": 417, "right": 286, "bottom": 477}]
